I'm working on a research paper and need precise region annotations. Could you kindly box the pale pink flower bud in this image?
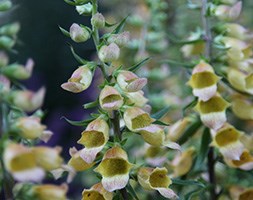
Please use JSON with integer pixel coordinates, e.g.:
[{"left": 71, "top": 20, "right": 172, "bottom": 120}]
[
  {"left": 108, "top": 32, "right": 130, "bottom": 47},
  {"left": 70, "top": 23, "right": 90, "bottom": 43},
  {"left": 91, "top": 13, "right": 105, "bottom": 28},
  {"left": 98, "top": 43, "right": 120, "bottom": 63}
]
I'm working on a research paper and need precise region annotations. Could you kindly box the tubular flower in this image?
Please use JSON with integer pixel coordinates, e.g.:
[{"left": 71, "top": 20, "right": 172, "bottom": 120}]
[
  {"left": 123, "top": 106, "right": 154, "bottom": 132},
  {"left": 170, "top": 147, "right": 195, "bottom": 177},
  {"left": 107, "top": 31, "right": 130, "bottom": 48},
  {"left": 94, "top": 146, "right": 133, "bottom": 192},
  {"left": 78, "top": 118, "right": 109, "bottom": 163},
  {"left": 33, "top": 184, "right": 68, "bottom": 200},
  {"left": 125, "top": 90, "right": 148, "bottom": 108},
  {"left": 11, "top": 87, "right": 45, "bottom": 112},
  {"left": 99, "top": 86, "right": 123, "bottom": 111},
  {"left": 137, "top": 167, "right": 178, "bottom": 199},
  {"left": 14, "top": 116, "right": 53, "bottom": 142},
  {"left": 227, "top": 68, "right": 253, "bottom": 95},
  {"left": 231, "top": 95, "right": 253, "bottom": 120},
  {"left": 195, "top": 94, "right": 230, "bottom": 130},
  {"left": 117, "top": 70, "right": 147, "bottom": 92},
  {"left": 32, "top": 146, "right": 63, "bottom": 171},
  {"left": 98, "top": 43, "right": 120, "bottom": 63},
  {"left": 145, "top": 145, "right": 167, "bottom": 167},
  {"left": 3, "top": 143, "right": 45, "bottom": 182},
  {"left": 224, "top": 23, "right": 253, "bottom": 40},
  {"left": 224, "top": 150, "right": 253, "bottom": 170},
  {"left": 61, "top": 65, "right": 93, "bottom": 93},
  {"left": 238, "top": 189, "right": 253, "bottom": 200},
  {"left": 82, "top": 183, "right": 113, "bottom": 200},
  {"left": 211, "top": 123, "right": 244, "bottom": 160},
  {"left": 214, "top": 1, "right": 242, "bottom": 21},
  {"left": 188, "top": 60, "right": 220, "bottom": 101}
]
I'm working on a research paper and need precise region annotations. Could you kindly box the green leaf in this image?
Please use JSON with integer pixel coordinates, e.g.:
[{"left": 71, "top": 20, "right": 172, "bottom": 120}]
[
  {"left": 61, "top": 116, "right": 94, "bottom": 126},
  {"left": 112, "top": 15, "right": 129, "bottom": 34},
  {"left": 69, "top": 45, "right": 88, "bottom": 64},
  {"left": 193, "top": 128, "right": 211, "bottom": 170},
  {"left": 185, "top": 188, "right": 204, "bottom": 200},
  {"left": 151, "top": 106, "right": 170, "bottom": 119},
  {"left": 161, "top": 59, "right": 194, "bottom": 68},
  {"left": 172, "top": 178, "right": 206, "bottom": 188},
  {"left": 178, "top": 119, "right": 202, "bottom": 145},
  {"left": 128, "top": 57, "right": 150, "bottom": 72},
  {"left": 58, "top": 26, "right": 70, "bottom": 37},
  {"left": 83, "top": 100, "right": 99, "bottom": 109},
  {"left": 183, "top": 98, "right": 197, "bottom": 116},
  {"left": 152, "top": 120, "right": 170, "bottom": 126},
  {"left": 63, "top": 0, "right": 89, "bottom": 6},
  {"left": 167, "top": 34, "right": 203, "bottom": 45},
  {"left": 126, "top": 184, "right": 140, "bottom": 200}
]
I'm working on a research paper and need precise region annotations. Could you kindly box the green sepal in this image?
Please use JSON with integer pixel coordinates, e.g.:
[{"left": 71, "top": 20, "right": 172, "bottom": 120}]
[
  {"left": 63, "top": 0, "right": 90, "bottom": 6},
  {"left": 83, "top": 100, "right": 99, "bottom": 109},
  {"left": 152, "top": 120, "right": 170, "bottom": 126},
  {"left": 111, "top": 15, "right": 129, "bottom": 34},
  {"left": 69, "top": 45, "right": 88, "bottom": 64},
  {"left": 151, "top": 106, "right": 170, "bottom": 120},
  {"left": 58, "top": 26, "right": 70, "bottom": 37},
  {"left": 61, "top": 116, "right": 94, "bottom": 126}
]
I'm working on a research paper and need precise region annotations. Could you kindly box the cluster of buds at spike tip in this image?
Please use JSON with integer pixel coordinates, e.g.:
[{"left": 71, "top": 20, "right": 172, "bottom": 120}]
[
  {"left": 188, "top": 60, "right": 220, "bottom": 101},
  {"left": 61, "top": 65, "right": 93, "bottom": 93},
  {"left": 69, "top": 23, "right": 90, "bottom": 43},
  {"left": 82, "top": 183, "right": 113, "bottom": 200},
  {"left": 94, "top": 146, "right": 133, "bottom": 192},
  {"left": 194, "top": 94, "right": 230, "bottom": 131},
  {"left": 137, "top": 167, "right": 178, "bottom": 199},
  {"left": 14, "top": 116, "right": 53, "bottom": 142},
  {"left": 78, "top": 118, "right": 109, "bottom": 163},
  {"left": 32, "top": 184, "right": 68, "bottom": 200},
  {"left": 10, "top": 87, "right": 45, "bottom": 112},
  {"left": 99, "top": 85, "right": 123, "bottom": 111},
  {"left": 214, "top": 1, "right": 242, "bottom": 21}
]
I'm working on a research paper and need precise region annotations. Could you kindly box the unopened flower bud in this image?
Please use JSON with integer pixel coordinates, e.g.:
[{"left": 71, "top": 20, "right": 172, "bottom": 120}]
[
  {"left": 0, "top": 0, "right": 12, "bottom": 11},
  {"left": 0, "top": 51, "right": 9, "bottom": 67},
  {"left": 0, "top": 75, "right": 10, "bottom": 93},
  {"left": 11, "top": 87, "right": 45, "bottom": 112},
  {"left": 98, "top": 43, "right": 120, "bottom": 63},
  {"left": 91, "top": 13, "right": 105, "bottom": 28},
  {"left": 108, "top": 32, "right": 130, "bottom": 47},
  {"left": 61, "top": 65, "right": 93, "bottom": 93},
  {"left": 0, "top": 36, "right": 15, "bottom": 49},
  {"left": 99, "top": 86, "right": 123, "bottom": 111},
  {"left": 0, "top": 22, "right": 20, "bottom": 37},
  {"left": 215, "top": 1, "right": 242, "bottom": 21},
  {"left": 32, "top": 184, "right": 68, "bottom": 200},
  {"left": 94, "top": 146, "right": 133, "bottom": 192},
  {"left": 117, "top": 70, "right": 147, "bottom": 92},
  {"left": 82, "top": 183, "right": 113, "bottom": 200},
  {"left": 70, "top": 23, "right": 90, "bottom": 43},
  {"left": 76, "top": 3, "right": 92, "bottom": 15},
  {"left": 2, "top": 59, "right": 34, "bottom": 80}
]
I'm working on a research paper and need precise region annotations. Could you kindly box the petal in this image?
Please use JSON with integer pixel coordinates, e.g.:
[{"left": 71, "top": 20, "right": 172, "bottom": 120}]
[
  {"left": 40, "top": 130, "right": 53, "bottom": 143},
  {"left": 193, "top": 84, "right": 217, "bottom": 102},
  {"left": 220, "top": 141, "right": 244, "bottom": 160},
  {"left": 157, "top": 188, "right": 178, "bottom": 199},
  {"left": 101, "top": 174, "right": 129, "bottom": 192},
  {"left": 163, "top": 141, "right": 181, "bottom": 152},
  {"left": 80, "top": 146, "right": 104, "bottom": 164},
  {"left": 13, "top": 167, "right": 45, "bottom": 182},
  {"left": 61, "top": 82, "right": 84, "bottom": 93},
  {"left": 201, "top": 112, "right": 227, "bottom": 130}
]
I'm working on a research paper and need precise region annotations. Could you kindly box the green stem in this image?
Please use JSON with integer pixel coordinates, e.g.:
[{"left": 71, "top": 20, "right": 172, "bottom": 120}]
[{"left": 201, "top": 0, "right": 217, "bottom": 199}]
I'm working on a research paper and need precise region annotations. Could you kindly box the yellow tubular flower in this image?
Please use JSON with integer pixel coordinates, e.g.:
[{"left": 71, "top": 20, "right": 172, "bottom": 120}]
[
  {"left": 188, "top": 60, "right": 220, "bottom": 101},
  {"left": 33, "top": 184, "right": 68, "bottom": 200},
  {"left": 137, "top": 167, "right": 178, "bottom": 199},
  {"left": 3, "top": 143, "right": 45, "bottom": 182},
  {"left": 94, "top": 146, "right": 133, "bottom": 192},
  {"left": 231, "top": 95, "right": 253, "bottom": 120},
  {"left": 224, "top": 150, "right": 253, "bottom": 170},
  {"left": 211, "top": 123, "right": 244, "bottom": 160},
  {"left": 238, "top": 189, "right": 253, "bottom": 200},
  {"left": 195, "top": 94, "right": 230, "bottom": 131},
  {"left": 77, "top": 118, "right": 109, "bottom": 163},
  {"left": 61, "top": 65, "right": 93, "bottom": 93},
  {"left": 215, "top": 1, "right": 242, "bottom": 21},
  {"left": 82, "top": 183, "right": 113, "bottom": 200},
  {"left": 99, "top": 85, "right": 123, "bottom": 111},
  {"left": 125, "top": 90, "right": 148, "bottom": 108}
]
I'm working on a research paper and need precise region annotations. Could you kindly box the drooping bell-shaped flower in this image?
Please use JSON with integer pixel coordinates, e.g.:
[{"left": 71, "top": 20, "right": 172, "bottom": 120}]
[
  {"left": 69, "top": 23, "right": 90, "bottom": 43},
  {"left": 137, "top": 167, "right": 178, "bottom": 199},
  {"left": 125, "top": 90, "right": 148, "bottom": 108},
  {"left": 108, "top": 31, "right": 130, "bottom": 48},
  {"left": 98, "top": 43, "right": 120, "bottom": 63},
  {"left": 94, "top": 146, "right": 133, "bottom": 192},
  {"left": 91, "top": 13, "right": 105, "bottom": 28},
  {"left": 195, "top": 94, "right": 230, "bottom": 130},
  {"left": 117, "top": 70, "right": 147, "bottom": 92},
  {"left": 82, "top": 183, "right": 113, "bottom": 200},
  {"left": 32, "top": 146, "right": 63, "bottom": 171},
  {"left": 61, "top": 65, "right": 93, "bottom": 93},
  {"left": 78, "top": 118, "right": 109, "bottom": 163},
  {"left": 144, "top": 145, "right": 168, "bottom": 167},
  {"left": 3, "top": 143, "right": 45, "bottom": 182},
  {"left": 99, "top": 86, "right": 123, "bottom": 111},
  {"left": 11, "top": 87, "right": 45, "bottom": 112},
  {"left": 14, "top": 116, "right": 53, "bottom": 142},
  {"left": 224, "top": 150, "right": 253, "bottom": 170},
  {"left": 32, "top": 184, "right": 68, "bottom": 200},
  {"left": 211, "top": 123, "right": 244, "bottom": 160},
  {"left": 214, "top": 1, "right": 242, "bottom": 21},
  {"left": 188, "top": 60, "right": 220, "bottom": 101}
]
